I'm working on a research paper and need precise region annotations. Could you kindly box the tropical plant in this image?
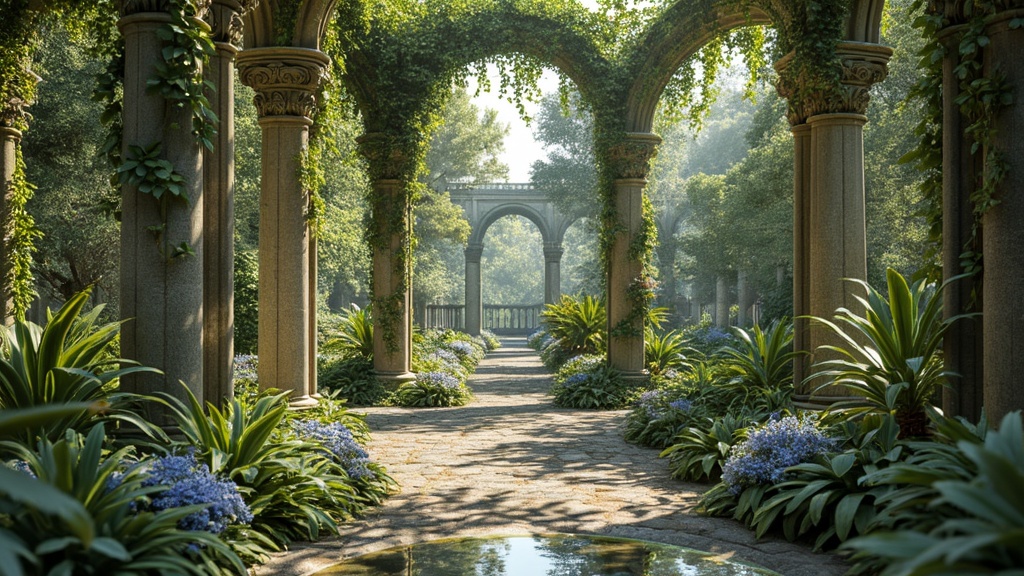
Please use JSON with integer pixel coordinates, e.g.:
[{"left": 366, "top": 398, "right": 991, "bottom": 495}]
[
  {"left": 0, "top": 425, "right": 245, "bottom": 575},
  {"left": 157, "top": 388, "right": 359, "bottom": 549},
  {"left": 550, "top": 363, "right": 630, "bottom": 409},
  {"left": 0, "top": 289, "right": 158, "bottom": 445},
  {"left": 809, "top": 269, "right": 972, "bottom": 437},
  {"left": 395, "top": 372, "right": 472, "bottom": 407},
  {"left": 644, "top": 329, "right": 694, "bottom": 376},
  {"left": 661, "top": 414, "right": 752, "bottom": 482},
  {"left": 322, "top": 304, "right": 373, "bottom": 359},
  {"left": 721, "top": 319, "right": 799, "bottom": 390},
  {"left": 843, "top": 411, "right": 1024, "bottom": 574},
  {"left": 540, "top": 294, "right": 606, "bottom": 357},
  {"left": 624, "top": 388, "right": 695, "bottom": 448},
  {"left": 318, "top": 356, "right": 386, "bottom": 406}
]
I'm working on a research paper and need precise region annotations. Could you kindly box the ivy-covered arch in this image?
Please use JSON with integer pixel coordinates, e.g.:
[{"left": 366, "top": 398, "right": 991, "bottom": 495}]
[{"left": 244, "top": 0, "right": 343, "bottom": 48}]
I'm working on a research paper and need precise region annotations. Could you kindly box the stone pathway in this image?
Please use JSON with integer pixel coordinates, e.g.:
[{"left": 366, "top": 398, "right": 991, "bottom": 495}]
[{"left": 257, "top": 339, "right": 849, "bottom": 576}]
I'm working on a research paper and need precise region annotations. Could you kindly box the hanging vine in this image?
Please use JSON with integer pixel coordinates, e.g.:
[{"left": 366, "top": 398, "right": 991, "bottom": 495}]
[{"left": 6, "top": 148, "right": 42, "bottom": 319}]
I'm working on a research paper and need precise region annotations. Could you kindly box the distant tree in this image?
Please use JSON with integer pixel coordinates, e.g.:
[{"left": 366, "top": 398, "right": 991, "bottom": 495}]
[
  {"left": 22, "top": 24, "right": 119, "bottom": 309},
  {"left": 481, "top": 215, "right": 544, "bottom": 305},
  {"left": 529, "top": 92, "right": 597, "bottom": 219}
]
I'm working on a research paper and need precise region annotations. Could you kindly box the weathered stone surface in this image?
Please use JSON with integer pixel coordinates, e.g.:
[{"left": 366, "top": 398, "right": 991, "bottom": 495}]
[{"left": 255, "top": 340, "right": 848, "bottom": 576}]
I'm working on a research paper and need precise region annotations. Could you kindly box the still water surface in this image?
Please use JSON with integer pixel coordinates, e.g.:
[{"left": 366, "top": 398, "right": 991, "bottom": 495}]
[{"left": 312, "top": 534, "right": 780, "bottom": 576}]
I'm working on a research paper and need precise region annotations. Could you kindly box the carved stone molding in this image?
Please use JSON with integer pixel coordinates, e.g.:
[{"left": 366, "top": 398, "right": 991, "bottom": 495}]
[
  {"left": 606, "top": 133, "right": 661, "bottom": 180},
  {"left": 120, "top": 0, "right": 211, "bottom": 17},
  {"left": 775, "top": 42, "right": 892, "bottom": 125},
  {"left": 206, "top": 1, "right": 244, "bottom": 46},
  {"left": 1, "top": 98, "right": 29, "bottom": 129},
  {"left": 465, "top": 244, "right": 484, "bottom": 262},
  {"left": 543, "top": 246, "right": 564, "bottom": 261},
  {"left": 237, "top": 48, "right": 330, "bottom": 119},
  {"left": 357, "top": 132, "right": 412, "bottom": 181}
]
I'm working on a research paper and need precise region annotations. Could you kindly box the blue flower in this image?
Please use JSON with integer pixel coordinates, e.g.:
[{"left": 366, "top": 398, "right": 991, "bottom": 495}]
[
  {"left": 233, "top": 354, "right": 258, "bottom": 381},
  {"left": 417, "top": 371, "right": 462, "bottom": 391},
  {"left": 722, "top": 416, "right": 836, "bottom": 494},
  {"left": 293, "top": 419, "right": 375, "bottom": 480},
  {"left": 563, "top": 373, "right": 591, "bottom": 389},
  {"left": 5, "top": 459, "right": 35, "bottom": 478},
  {"left": 446, "top": 340, "right": 475, "bottom": 358},
  {"left": 668, "top": 398, "right": 692, "bottom": 412},
  {"left": 142, "top": 452, "right": 252, "bottom": 534}
]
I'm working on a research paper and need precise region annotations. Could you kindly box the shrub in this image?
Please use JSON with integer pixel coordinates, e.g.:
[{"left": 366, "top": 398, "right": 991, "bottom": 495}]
[
  {"left": 624, "top": 387, "right": 695, "bottom": 448},
  {"left": 721, "top": 415, "right": 836, "bottom": 493},
  {"left": 661, "top": 414, "right": 751, "bottom": 482},
  {"left": 141, "top": 452, "right": 252, "bottom": 536},
  {"left": 526, "top": 328, "right": 546, "bottom": 349},
  {"left": 480, "top": 330, "right": 501, "bottom": 351},
  {"left": 721, "top": 320, "right": 798, "bottom": 391},
  {"left": 234, "top": 250, "right": 259, "bottom": 355},
  {"left": 540, "top": 294, "right": 605, "bottom": 358},
  {"left": 550, "top": 362, "right": 631, "bottom": 409},
  {"left": 644, "top": 329, "right": 694, "bottom": 376},
  {"left": 318, "top": 356, "right": 387, "bottom": 406},
  {"left": 395, "top": 372, "right": 472, "bottom": 407},
  {"left": 322, "top": 305, "right": 373, "bottom": 359}
]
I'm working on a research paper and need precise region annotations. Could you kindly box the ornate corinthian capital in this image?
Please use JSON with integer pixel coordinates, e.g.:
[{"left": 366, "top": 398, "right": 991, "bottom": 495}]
[
  {"left": 236, "top": 48, "right": 330, "bottom": 119},
  {"left": 206, "top": 1, "right": 246, "bottom": 46},
  {"left": 606, "top": 133, "right": 661, "bottom": 180},
  {"left": 775, "top": 42, "right": 892, "bottom": 125}
]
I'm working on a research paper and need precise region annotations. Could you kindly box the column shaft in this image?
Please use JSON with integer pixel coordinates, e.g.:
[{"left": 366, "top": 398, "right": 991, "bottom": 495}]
[
  {"left": 715, "top": 275, "right": 729, "bottom": 328},
  {"left": 607, "top": 178, "right": 646, "bottom": 376},
  {"left": 465, "top": 243, "right": 483, "bottom": 336},
  {"left": 982, "top": 11, "right": 1024, "bottom": 421},
  {"left": 0, "top": 127, "right": 20, "bottom": 323},
  {"left": 940, "top": 26, "right": 984, "bottom": 420},
  {"left": 202, "top": 10, "right": 239, "bottom": 405},
  {"left": 792, "top": 123, "right": 811, "bottom": 391},
  {"left": 806, "top": 113, "right": 868, "bottom": 398},
  {"left": 119, "top": 12, "right": 204, "bottom": 406},
  {"left": 370, "top": 179, "right": 414, "bottom": 381},
  {"left": 543, "top": 244, "right": 563, "bottom": 305}
]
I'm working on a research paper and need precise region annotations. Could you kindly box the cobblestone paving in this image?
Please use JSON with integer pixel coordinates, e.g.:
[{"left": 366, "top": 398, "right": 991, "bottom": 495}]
[{"left": 257, "top": 339, "right": 848, "bottom": 576}]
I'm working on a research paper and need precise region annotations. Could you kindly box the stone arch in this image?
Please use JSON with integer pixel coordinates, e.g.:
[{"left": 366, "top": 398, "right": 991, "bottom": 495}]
[
  {"left": 244, "top": 0, "right": 340, "bottom": 49},
  {"left": 471, "top": 204, "right": 552, "bottom": 247}
]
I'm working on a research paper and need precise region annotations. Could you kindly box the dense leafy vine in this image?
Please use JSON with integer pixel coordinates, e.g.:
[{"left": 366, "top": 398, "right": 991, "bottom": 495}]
[{"left": 7, "top": 148, "right": 42, "bottom": 318}]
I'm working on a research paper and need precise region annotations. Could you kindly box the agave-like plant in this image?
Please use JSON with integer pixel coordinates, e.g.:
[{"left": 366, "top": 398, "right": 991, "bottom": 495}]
[
  {"left": 322, "top": 304, "right": 373, "bottom": 359},
  {"left": 1, "top": 424, "right": 244, "bottom": 575},
  {"left": 809, "top": 269, "right": 973, "bottom": 438},
  {"left": 541, "top": 294, "right": 606, "bottom": 356},
  {"left": 644, "top": 329, "right": 695, "bottom": 375},
  {"left": 721, "top": 319, "right": 799, "bottom": 390},
  {"left": 0, "top": 289, "right": 159, "bottom": 445}
]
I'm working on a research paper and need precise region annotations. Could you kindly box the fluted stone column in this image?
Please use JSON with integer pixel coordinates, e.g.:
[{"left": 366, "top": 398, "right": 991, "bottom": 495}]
[
  {"left": 201, "top": 0, "right": 252, "bottom": 405},
  {"left": 982, "top": 6, "right": 1024, "bottom": 421},
  {"left": 359, "top": 133, "right": 415, "bottom": 384},
  {"left": 606, "top": 133, "right": 659, "bottom": 379},
  {"left": 777, "top": 42, "right": 891, "bottom": 399},
  {"left": 0, "top": 122, "right": 21, "bottom": 324},
  {"left": 465, "top": 243, "right": 483, "bottom": 336},
  {"left": 791, "top": 123, "right": 812, "bottom": 390},
  {"left": 543, "top": 243, "right": 563, "bottom": 305},
  {"left": 118, "top": 1, "right": 206, "bottom": 406},
  {"left": 938, "top": 23, "right": 984, "bottom": 421},
  {"left": 237, "top": 47, "right": 328, "bottom": 407}
]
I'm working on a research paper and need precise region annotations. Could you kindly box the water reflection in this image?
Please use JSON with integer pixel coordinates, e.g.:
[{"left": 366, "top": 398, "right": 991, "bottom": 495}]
[{"left": 313, "top": 534, "right": 779, "bottom": 576}]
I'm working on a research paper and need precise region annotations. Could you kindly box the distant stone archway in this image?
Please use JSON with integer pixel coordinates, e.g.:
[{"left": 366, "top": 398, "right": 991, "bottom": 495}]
[{"left": 449, "top": 183, "right": 578, "bottom": 335}]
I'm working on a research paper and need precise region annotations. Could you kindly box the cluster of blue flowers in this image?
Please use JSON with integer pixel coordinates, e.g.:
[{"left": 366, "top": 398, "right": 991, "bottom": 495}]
[
  {"left": 634, "top": 391, "right": 693, "bottom": 420},
  {"left": 233, "top": 354, "right": 258, "bottom": 381},
  {"left": 292, "top": 419, "right": 374, "bottom": 480},
  {"left": 6, "top": 459, "right": 35, "bottom": 477},
  {"left": 561, "top": 372, "right": 591, "bottom": 389},
  {"left": 526, "top": 329, "right": 546, "bottom": 348},
  {"left": 417, "top": 371, "right": 462, "bottom": 391},
  {"left": 690, "top": 326, "right": 733, "bottom": 350},
  {"left": 722, "top": 416, "right": 836, "bottom": 493},
  {"left": 446, "top": 340, "right": 475, "bottom": 359},
  {"left": 564, "top": 355, "right": 604, "bottom": 373},
  {"left": 429, "top": 349, "right": 462, "bottom": 368},
  {"left": 142, "top": 452, "right": 252, "bottom": 534}
]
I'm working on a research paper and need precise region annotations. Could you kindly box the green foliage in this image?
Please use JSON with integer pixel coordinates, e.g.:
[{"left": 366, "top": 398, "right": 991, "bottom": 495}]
[
  {"left": 233, "top": 250, "right": 258, "bottom": 356},
  {"left": 1, "top": 425, "right": 244, "bottom": 575},
  {"left": 661, "top": 414, "right": 749, "bottom": 482},
  {"left": 158, "top": 388, "right": 359, "bottom": 549},
  {"left": 541, "top": 294, "right": 606, "bottom": 358},
  {"left": 318, "top": 356, "right": 386, "bottom": 406},
  {"left": 843, "top": 412, "right": 1024, "bottom": 574},
  {"left": 644, "top": 329, "right": 693, "bottom": 376},
  {"left": 721, "top": 320, "right": 798, "bottom": 391},
  {"left": 0, "top": 289, "right": 158, "bottom": 446},
  {"left": 810, "top": 269, "right": 971, "bottom": 437},
  {"left": 322, "top": 305, "right": 374, "bottom": 359},
  {"left": 551, "top": 360, "right": 631, "bottom": 409},
  {"left": 7, "top": 147, "right": 41, "bottom": 318},
  {"left": 394, "top": 374, "right": 473, "bottom": 408}
]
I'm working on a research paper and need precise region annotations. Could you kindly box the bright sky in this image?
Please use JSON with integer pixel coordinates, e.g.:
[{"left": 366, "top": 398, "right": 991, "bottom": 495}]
[{"left": 466, "top": 67, "right": 560, "bottom": 183}]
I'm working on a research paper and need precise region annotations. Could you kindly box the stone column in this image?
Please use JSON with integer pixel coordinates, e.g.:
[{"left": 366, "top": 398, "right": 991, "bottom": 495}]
[
  {"left": 606, "top": 133, "right": 659, "bottom": 379},
  {"left": 982, "top": 7, "right": 1024, "bottom": 421},
  {"left": 237, "top": 47, "right": 329, "bottom": 407},
  {"left": 359, "top": 133, "right": 415, "bottom": 384},
  {"left": 0, "top": 121, "right": 21, "bottom": 323},
  {"left": 737, "top": 270, "right": 754, "bottom": 326},
  {"left": 201, "top": 0, "right": 250, "bottom": 406},
  {"left": 938, "top": 23, "right": 984, "bottom": 421},
  {"left": 118, "top": 2, "right": 206, "bottom": 406},
  {"left": 715, "top": 275, "right": 729, "bottom": 328},
  {"left": 776, "top": 43, "right": 891, "bottom": 399},
  {"left": 465, "top": 242, "right": 483, "bottom": 336},
  {"left": 791, "top": 123, "right": 812, "bottom": 390},
  {"left": 543, "top": 243, "right": 563, "bottom": 305}
]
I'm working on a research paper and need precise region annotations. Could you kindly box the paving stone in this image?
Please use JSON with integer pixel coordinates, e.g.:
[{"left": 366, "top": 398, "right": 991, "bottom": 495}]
[{"left": 255, "top": 339, "right": 849, "bottom": 576}]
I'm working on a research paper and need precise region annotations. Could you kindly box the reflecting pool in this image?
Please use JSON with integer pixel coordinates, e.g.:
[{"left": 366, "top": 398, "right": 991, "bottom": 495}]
[{"left": 311, "top": 534, "right": 781, "bottom": 576}]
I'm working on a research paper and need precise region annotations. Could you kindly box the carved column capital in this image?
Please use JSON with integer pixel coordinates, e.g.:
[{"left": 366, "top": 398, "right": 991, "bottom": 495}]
[
  {"left": 543, "top": 245, "right": 564, "bottom": 262},
  {"left": 775, "top": 42, "right": 892, "bottom": 125},
  {"left": 206, "top": 0, "right": 248, "bottom": 47},
  {"left": 465, "top": 243, "right": 484, "bottom": 262},
  {"left": 357, "top": 132, "right": 415, "bottom": 181},
  {"left": 606, "top": 132, "right": 661, "bottom": 180},
  {"left": 120, "top": 0, "right": 211, "bottom": 17},
  {"left": 237, "top": 47, "right": 330, "bottom": 120}
]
